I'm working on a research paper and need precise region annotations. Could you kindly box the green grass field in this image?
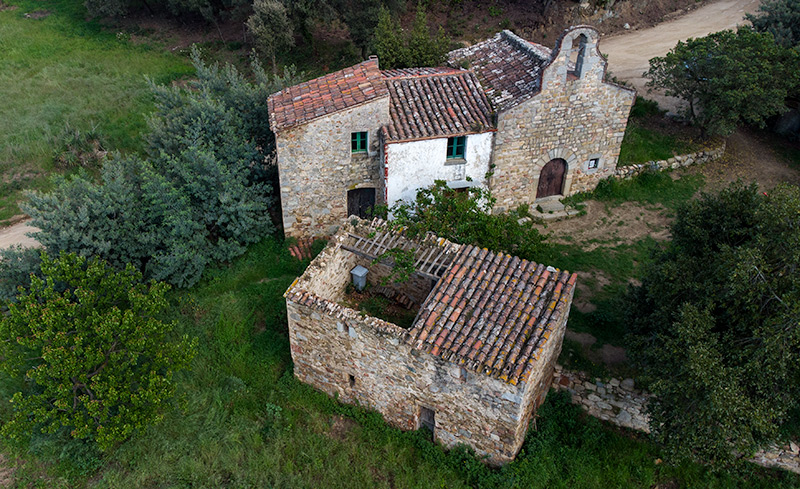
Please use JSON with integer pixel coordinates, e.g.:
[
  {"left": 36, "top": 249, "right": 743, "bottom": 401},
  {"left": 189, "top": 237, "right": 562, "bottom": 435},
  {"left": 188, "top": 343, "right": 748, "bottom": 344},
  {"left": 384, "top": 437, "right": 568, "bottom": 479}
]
[
  {"left": 0, "top": 0, "right": 191, "bottom": 221},
  {"left": 618, "top": 98, "right": 701, "bottom": 166},
  {"left": 3, "top": 238, "right": 798, "bottom": 488}
]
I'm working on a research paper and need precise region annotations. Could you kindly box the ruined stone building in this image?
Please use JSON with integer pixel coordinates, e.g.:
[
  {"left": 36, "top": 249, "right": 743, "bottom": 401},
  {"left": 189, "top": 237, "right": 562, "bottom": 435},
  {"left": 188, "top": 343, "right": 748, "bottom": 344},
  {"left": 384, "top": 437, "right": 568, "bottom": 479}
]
[
  {"left": 284, "top": 219, "right": 577, "bottom": 464},
  {"left": 268, "top": 26, "right": 636, "bottom": 238}
]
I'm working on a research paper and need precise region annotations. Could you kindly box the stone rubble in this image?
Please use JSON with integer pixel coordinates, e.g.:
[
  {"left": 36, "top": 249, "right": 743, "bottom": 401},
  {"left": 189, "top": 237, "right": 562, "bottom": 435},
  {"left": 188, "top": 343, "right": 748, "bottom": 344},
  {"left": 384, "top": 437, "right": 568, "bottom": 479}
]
[{"left": 552, "top": 364, "right": 800, "bottom": 474}]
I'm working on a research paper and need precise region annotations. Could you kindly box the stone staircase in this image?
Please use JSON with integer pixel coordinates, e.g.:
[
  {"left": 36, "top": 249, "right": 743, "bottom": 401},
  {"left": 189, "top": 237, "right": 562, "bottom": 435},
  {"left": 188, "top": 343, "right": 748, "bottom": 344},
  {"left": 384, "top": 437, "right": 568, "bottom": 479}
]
[{"left": 531, "top": 197, "right": 581, "bottom": 221}]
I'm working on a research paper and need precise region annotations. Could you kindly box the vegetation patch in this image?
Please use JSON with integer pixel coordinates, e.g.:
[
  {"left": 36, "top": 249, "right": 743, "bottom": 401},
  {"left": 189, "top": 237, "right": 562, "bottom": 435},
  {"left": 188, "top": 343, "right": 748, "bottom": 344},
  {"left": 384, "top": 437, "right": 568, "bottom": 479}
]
[
  {"left": 618, "top": 97, "right": 703, "bottom": 166},
  {"left": 0, "top": 0, "right": 192, "bottom": 220}
]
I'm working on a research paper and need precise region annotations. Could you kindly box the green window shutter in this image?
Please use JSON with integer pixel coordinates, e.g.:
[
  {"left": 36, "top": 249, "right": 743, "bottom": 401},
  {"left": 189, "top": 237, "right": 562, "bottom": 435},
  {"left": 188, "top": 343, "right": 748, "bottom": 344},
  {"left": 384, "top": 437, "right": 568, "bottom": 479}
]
[
  {"left": 447, "top": 136, "right": 466, "bottom": 159},
  {"left": 352, "top": 132, "right": 368, "bottom": 153}
]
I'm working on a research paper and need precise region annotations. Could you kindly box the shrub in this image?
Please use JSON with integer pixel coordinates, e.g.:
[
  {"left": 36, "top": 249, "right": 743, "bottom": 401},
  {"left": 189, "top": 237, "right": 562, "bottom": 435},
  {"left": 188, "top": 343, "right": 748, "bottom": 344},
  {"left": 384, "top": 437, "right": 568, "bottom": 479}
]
[
  {"left": 388, "top": 180, "right": 548, "bottom": 261},
  {"left": 0, "top": 252, "right": 197, "bottom": 451}
]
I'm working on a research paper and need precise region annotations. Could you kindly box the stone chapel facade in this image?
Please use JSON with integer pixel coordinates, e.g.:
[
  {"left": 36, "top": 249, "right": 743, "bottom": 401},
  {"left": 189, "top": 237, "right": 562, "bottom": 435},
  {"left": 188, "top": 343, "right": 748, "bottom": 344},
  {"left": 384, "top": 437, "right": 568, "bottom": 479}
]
[{"left": 268, "top": 26, "right": 635, "bottom": 238}]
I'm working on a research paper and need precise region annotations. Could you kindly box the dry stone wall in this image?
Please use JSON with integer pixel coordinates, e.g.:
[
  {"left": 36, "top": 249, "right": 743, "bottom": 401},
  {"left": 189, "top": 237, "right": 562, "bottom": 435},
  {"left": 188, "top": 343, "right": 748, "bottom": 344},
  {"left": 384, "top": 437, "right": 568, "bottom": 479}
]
[
  {"left": 614, "top": 140, "right": 726, "bottom": 180},
  {"left": 552, "top": 365, "right": 800, "bottom": 474},
  {"left": 276, "top": 98, "right": 391, "bottom": 238}
]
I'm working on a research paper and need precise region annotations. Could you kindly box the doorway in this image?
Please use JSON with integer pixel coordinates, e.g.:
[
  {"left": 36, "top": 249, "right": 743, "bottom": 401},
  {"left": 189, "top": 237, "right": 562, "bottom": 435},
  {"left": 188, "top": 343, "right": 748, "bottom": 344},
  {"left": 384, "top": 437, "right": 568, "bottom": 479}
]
[
  {"left": 347, "top": 188, "right": 376, "bottom": 219},
  {"left": 536, "top": 158, "right": 567, "bottom": 199}
]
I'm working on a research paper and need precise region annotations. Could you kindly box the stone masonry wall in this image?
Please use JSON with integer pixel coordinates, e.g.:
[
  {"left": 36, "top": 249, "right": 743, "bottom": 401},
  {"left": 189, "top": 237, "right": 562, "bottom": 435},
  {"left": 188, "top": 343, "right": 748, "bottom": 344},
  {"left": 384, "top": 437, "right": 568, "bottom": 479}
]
[
  {"left": 276, "top": 98, "right": 391, "bottom": 238},
  {"left": 490, "top": 27, "right": 636, "bottom": 212},
  {"left": 551, "top": 366, "right": 800, "bottom": 474},
  {"left": 285, "top": 226, "right": 569, "bottom": 464},
  {"left": 614, "top": 140, "right": 726, "bottom": 180}
]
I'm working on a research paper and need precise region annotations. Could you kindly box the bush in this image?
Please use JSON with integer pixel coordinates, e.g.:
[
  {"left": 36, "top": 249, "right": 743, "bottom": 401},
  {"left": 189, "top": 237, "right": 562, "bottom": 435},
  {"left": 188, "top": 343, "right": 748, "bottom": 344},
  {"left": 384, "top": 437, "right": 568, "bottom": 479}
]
[
  {"left": 0, "top": 253, "right": 197, "bottom": 451},
  {"left": 388, "top": 180, "right": 548, "bottom": 261},
  {"left": 24, "top": 49, "right": 300, "bottom": 288},
  {"left": 625, "top": 182, "right": 800, "bottom": 466}
]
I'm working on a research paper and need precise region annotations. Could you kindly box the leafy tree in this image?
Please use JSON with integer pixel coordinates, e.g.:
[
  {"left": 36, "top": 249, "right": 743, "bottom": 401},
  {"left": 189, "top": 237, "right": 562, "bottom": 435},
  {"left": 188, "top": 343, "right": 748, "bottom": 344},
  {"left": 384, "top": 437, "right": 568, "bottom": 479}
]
[
  {"left": 247, "top": 0, "right": 295, "bottom": 73},
  {"left": 625, "top": 182, "right": 800, "bottom": 466},
  {"left": 374, "top": 6, "right": 407, "bottom": 68},
  {"left": 0, "top": 252, "right": 197, "bottom": 451},
  {"left": 387, "top": 180, "right": 548, "bottom": 260},
  {"left": 645, "top": 28, "right": 800, "bottom": 136},
  {"left": 374, "top": 2, "right": 450, "bottom": 69},
  {"left": 746, "top": 0, "right": 800, "bottom": 49}
]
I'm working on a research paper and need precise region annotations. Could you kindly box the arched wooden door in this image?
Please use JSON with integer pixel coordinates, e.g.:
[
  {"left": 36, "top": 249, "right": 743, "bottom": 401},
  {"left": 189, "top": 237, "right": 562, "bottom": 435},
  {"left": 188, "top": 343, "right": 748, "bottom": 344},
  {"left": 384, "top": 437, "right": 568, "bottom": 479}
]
[{"left": 536, "top": 158, "right": 567, "bottom": 199}]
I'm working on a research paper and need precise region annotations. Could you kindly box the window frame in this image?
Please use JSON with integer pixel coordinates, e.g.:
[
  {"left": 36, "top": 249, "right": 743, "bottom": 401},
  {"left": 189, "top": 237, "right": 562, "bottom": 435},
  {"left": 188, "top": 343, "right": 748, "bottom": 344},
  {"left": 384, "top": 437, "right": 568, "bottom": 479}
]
[
  {"left": 351, "top": 131, "right": 368, "bottom": 153},
  {"left": 446, "top": 136, "right": 466, "bottom": 160}
]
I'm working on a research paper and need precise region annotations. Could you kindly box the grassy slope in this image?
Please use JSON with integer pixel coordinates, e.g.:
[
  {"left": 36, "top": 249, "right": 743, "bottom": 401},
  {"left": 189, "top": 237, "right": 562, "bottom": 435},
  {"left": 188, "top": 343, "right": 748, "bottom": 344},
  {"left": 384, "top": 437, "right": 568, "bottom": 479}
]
[
  {"left": 77, "top": 239, "right": 796, "bottom": 488},
  {"left": 0, "top": 0, "right": 191, "bottom": 221},
  {"left": 618, "top": 98, "right": 701, "bottom": 166}
]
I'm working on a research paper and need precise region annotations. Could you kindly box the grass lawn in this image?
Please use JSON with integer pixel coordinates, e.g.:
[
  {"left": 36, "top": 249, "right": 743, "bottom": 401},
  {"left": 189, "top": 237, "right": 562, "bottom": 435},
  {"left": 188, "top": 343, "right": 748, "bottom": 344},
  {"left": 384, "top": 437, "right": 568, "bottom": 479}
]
[
  {"left": 0, "top": 0, "right": 192, "bottom": 221},
  {"left": 3, "top": 237, "right": 798, "bottom": 488},
  {"left": 618, "top": 98, "right": 703, "bottom": 166}
]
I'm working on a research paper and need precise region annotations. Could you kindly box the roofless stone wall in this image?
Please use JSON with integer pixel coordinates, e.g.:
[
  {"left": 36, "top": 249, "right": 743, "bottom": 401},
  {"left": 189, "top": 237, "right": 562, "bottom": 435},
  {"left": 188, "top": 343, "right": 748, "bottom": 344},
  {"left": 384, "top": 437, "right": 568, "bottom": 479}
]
[
  {"left": 490, "top": 27, "right": 635, "bottom": 212},
  {"left": 285, "top": 223, "right": 573, "bottom": 464},
  {"left": 276, "top": 98, "right": 391, "bottom": 238}
]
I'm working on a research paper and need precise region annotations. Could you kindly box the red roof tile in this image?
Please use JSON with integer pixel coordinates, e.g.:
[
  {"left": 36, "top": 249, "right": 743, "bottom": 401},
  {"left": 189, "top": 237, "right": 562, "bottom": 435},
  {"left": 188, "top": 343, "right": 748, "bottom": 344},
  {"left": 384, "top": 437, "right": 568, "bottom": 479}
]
[
  {"left": 268, "top": 58, "right": 388, "bottom": 132},
  {"left": 448, "top": 30, "right": 553, "bottom": 111},
  {"left": 383, "top": 70, "right": 494, "bottom": 142},
  {"left": 408, "top": 244, "right": 576, "bottom": 385}
]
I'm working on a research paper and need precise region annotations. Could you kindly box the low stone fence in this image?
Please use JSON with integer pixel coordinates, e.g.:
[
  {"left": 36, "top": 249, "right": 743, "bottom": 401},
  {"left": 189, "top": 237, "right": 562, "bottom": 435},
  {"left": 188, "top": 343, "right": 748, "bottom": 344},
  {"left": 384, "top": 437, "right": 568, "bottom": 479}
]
[
  {"left": 551, "top": 365, "right": 650, "bottom": 432},
  {"left": 551, "top": 364, "right": 800, "bottom": 474},
  {"left": 614, "top": 140, "right": 726, "bottom": 180}
]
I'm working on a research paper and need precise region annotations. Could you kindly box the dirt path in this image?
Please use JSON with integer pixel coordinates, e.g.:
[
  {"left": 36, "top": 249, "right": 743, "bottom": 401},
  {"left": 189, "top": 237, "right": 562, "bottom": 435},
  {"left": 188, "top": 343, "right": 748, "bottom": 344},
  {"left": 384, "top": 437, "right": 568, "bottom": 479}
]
[
  {"left": 0, "top": 220, "right": 41, "bottom": 251},
  {"left": 601, "top": 0, "right": 760, "bottom": 113}
]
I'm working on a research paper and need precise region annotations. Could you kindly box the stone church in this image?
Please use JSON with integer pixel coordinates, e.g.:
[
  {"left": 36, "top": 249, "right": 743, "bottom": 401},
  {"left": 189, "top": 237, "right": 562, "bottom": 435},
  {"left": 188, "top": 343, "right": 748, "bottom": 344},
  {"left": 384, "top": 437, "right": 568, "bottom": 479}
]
[
  {"left": 285, "top": 218, "right": 577, "bottom": 464},
  {"left": 268, "top": 26, "right": 635, "bottom": 238}
]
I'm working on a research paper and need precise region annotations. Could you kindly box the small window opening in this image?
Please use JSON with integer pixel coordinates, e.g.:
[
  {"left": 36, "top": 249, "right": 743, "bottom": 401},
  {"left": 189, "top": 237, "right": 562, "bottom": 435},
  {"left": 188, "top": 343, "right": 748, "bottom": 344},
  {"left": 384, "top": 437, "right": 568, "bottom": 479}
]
[
  {"left": 588, "top": 158, "right": 599, "bottom": 170},
  {"left": 459, "top": 367, "right": 468, "bottom": 380},
  {"left": 351, "top": 131, "right": 368, "bottom": 153},
  {"left": 446, "top": 136, "right": 466, "bottom": 159},
  {"left": 348, "top": 374, "right": 356, "bottom": 388},
  {"left": 568, "top": 34, "right": 588, "bottom": 79},
  {"left": 419, "top": 406, "right": 435, "bottom": 432}
]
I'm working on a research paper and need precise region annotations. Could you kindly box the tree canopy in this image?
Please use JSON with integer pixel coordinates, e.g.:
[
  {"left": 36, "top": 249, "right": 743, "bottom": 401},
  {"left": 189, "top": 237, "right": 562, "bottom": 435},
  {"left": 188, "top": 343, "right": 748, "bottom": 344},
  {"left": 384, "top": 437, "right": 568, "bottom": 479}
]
[
  {"left": 374, "top": 3, "right": 450, "bottom": 69},
  {"left": 0, "top": 253, "right": 197, "bottom": 451},
  {"left": 746, "top": 0, "right": 800, "bottom": 49},
  {"left": 624, "top": 182, "right": 800, "bottom": 466},
  {"left": 645, "top": 28, "right": 800, "bottom": 136}
]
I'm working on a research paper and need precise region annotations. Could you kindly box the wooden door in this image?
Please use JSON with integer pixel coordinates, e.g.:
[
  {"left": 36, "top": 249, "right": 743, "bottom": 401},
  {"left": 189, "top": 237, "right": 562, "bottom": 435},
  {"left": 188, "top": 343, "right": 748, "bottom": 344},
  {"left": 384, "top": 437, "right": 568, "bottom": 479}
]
[
  {"left": 419, "top": 406, "right": 435, "bottom": 432},
  {"left": 347, "top": 188, "right": 376, "bottom": 219},
  {"left": 536, "top": 158, "right": 567, "bottom": 199}
]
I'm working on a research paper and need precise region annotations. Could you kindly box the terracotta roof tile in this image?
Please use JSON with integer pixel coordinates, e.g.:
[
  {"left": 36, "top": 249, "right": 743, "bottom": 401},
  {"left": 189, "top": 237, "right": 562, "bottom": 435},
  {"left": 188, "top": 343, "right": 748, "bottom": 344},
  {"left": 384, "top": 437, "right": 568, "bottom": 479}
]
[
  {"left": 448, "top": 30, "right": 552, "bottom": 111},
  {"left": 268, "top": 58, "right": 388, "bottom": 132},
  {"left": 383, "top": 70, "right": 494, "bottom": 142},
  {"left": 408, "top": 244, "right": 576, "bottom": 385}
]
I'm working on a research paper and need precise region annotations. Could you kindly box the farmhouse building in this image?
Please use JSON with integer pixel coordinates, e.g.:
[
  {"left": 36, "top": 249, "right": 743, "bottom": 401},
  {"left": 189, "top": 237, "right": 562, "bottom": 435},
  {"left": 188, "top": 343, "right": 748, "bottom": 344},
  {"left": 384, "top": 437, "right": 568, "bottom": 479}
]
[
  {"left": 284, "top": 218, "right": 577, "bottom": 464},
  {"left": 269, "top": 26, "right": 635, "bottom": 238}
]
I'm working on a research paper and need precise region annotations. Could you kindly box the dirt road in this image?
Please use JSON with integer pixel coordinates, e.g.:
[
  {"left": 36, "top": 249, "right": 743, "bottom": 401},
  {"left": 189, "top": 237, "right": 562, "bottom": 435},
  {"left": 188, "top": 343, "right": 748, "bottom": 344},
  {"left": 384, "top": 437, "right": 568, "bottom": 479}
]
[
  {"left": 600, "top": 0, "right": 760, "bottom": 113},
  {"left": 0, "top": 220, "right": 41, "bottom": 251}
]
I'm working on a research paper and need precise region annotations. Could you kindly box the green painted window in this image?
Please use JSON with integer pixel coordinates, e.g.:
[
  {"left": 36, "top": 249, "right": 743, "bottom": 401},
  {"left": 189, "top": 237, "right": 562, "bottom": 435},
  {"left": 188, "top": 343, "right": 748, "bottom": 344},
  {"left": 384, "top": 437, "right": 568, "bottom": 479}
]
[
  {"left": 447, "top": 136, "right": 466, "bottom": 159},
  {"left": 351, "top": 131, "right": 368, "bottom": 153}
]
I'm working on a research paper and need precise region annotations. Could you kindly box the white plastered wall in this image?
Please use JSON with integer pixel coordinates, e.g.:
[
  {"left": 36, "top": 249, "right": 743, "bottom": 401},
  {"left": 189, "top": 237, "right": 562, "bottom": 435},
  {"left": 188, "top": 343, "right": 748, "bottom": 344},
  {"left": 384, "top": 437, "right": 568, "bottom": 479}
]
[{"left": 384, "top": 132, "right": 494, "bottom": 208}]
